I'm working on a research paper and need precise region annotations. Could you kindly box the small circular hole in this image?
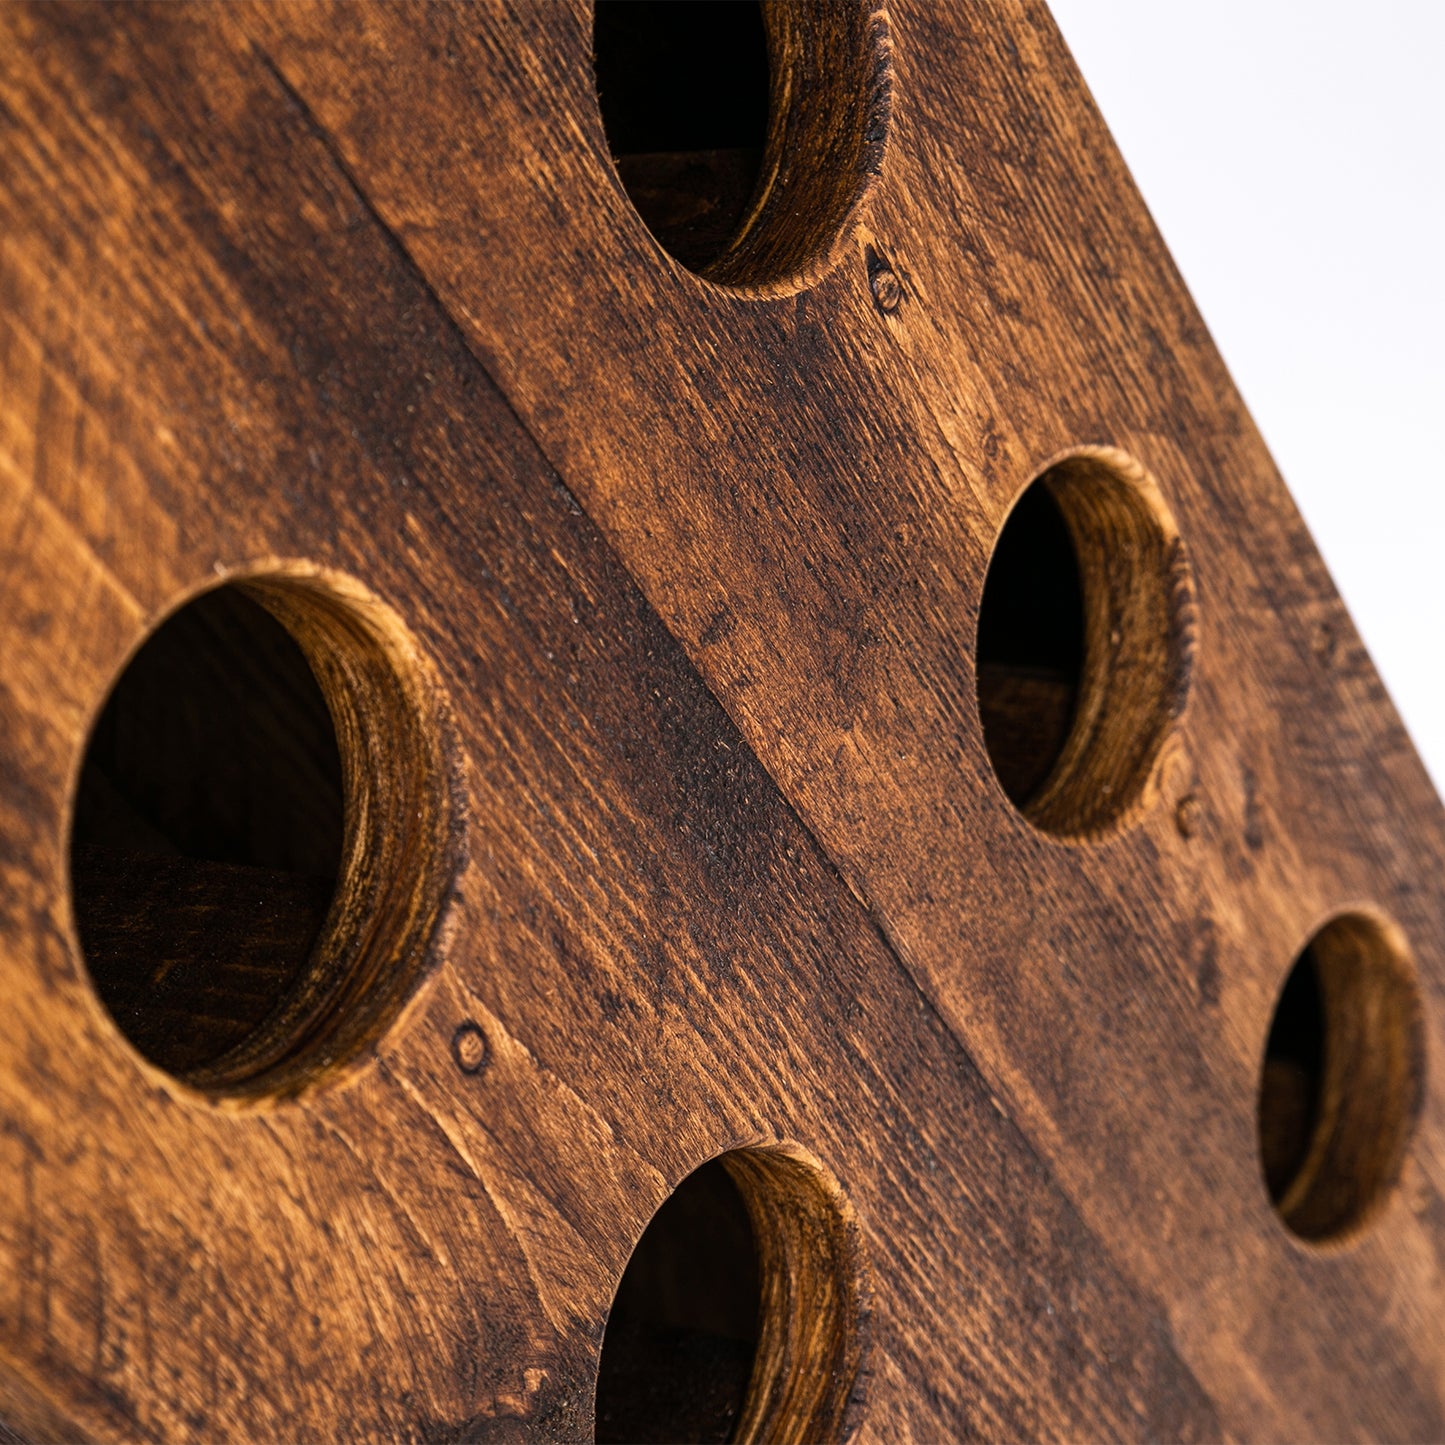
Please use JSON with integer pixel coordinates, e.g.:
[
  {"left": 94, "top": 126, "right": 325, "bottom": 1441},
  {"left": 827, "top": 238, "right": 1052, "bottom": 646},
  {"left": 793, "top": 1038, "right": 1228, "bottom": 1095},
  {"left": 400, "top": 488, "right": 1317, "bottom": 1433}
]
[
  {"left": 592, "top": 1, "right": 890, "bottom": 291},
  {"left": 974, "top": 449, "right": 1193, "bottom": 837},
  {"left": 595, "top": 1148, "right": 866, "bottom": 1444},
  {"left": 68, "top": 571, "right": 454, "bottom": 1102},
  {"left": 1257, "top": 912, "right": 1425, "bottom": 1243}
]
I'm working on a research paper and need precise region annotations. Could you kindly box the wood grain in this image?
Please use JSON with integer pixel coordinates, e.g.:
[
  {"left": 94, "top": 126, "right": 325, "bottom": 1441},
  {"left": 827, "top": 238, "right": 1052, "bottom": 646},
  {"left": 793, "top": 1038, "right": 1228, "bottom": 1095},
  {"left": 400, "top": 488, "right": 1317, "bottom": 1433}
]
[{"left": 0, "top": 1, "right": 1440, "bottom": 1440}]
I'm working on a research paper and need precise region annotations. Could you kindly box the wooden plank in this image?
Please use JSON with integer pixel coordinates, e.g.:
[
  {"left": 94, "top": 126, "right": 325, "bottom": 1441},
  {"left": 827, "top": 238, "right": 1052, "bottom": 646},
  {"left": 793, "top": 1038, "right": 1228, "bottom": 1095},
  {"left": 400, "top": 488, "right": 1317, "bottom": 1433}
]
[
  {"left": 0, "top": 4, "right": 1250, "bottom": 1438},
  {"left": 225, "top": 0, "right": 1445, "bottom": 1438}
]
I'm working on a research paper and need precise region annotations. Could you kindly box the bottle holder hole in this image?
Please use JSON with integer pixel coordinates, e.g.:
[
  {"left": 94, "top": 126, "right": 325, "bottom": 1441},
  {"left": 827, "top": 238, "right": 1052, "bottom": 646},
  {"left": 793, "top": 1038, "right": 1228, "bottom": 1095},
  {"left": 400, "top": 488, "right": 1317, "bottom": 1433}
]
[
  {"left": 1258, "top": 912, "right": 1424, "bottom": 1243},
  {"left": 595, "top": 1147, "right": 866, "bottom": 1443},
  {"left": 68, "top": 571, "right": 454, "bottom": 1102},
  {"left": 975, "top": 449, "right": 1193, "bottom": 837},
  {"left": 592, "top": 1, "right": 890, "bottom": 292}
]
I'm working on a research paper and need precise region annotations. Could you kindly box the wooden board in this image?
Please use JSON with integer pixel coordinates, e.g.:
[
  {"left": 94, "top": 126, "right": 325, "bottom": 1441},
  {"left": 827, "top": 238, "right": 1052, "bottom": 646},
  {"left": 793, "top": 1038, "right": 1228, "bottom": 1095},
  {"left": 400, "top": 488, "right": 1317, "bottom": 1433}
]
[{"left": 0, "top": 2, "right": 1441, "bottom": 1440}]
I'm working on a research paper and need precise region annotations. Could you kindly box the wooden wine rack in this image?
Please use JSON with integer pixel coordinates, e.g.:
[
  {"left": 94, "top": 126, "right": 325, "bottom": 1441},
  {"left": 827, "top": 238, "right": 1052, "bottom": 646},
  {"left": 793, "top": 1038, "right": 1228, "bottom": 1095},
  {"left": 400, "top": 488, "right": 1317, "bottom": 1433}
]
[{"left": 1, "top": 3, "right": 1440, "bottom": 1440}]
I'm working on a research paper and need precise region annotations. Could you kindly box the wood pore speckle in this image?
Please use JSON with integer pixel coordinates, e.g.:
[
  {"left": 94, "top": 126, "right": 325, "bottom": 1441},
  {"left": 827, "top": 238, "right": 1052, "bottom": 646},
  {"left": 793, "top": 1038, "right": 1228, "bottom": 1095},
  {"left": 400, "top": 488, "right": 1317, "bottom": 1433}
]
[{"left": 0, "top": 2, "right": 1441, "bottom": 1441}]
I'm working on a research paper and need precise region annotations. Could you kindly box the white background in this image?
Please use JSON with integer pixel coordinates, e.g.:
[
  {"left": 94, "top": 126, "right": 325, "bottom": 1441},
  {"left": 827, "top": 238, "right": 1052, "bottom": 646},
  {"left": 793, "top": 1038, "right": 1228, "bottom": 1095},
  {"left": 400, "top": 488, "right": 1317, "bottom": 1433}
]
[{"left": 1048, "top": 1, "right": 1445, "bottom": 787}]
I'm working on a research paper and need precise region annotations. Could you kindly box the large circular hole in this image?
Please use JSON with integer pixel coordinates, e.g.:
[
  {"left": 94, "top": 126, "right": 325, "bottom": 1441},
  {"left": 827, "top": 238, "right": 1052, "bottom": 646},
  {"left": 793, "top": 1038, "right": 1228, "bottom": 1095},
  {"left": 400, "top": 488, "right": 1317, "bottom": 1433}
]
[
  {"left": 592, "top": 1, "right": 890, "bottom": 291},
  {"left": 595, "top": 1148, "right": 866, "bottom": 1444},
  {"left": 68, "top": 571, "right": 454, "bottom": 1102},
  {"left": 974, "top": 449, "right": 1193, "bottom": 837},
  {"left": 1257, "top": 912, "right": 1425, "bottom": 1243}
]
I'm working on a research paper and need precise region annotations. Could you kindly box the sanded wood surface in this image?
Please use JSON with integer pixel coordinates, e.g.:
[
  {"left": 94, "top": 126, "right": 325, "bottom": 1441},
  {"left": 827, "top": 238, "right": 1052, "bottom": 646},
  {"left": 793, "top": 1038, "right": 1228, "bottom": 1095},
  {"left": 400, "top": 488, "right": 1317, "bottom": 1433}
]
[{"left": 0, "top": 2, "right": 1441, "bottom": 1441}]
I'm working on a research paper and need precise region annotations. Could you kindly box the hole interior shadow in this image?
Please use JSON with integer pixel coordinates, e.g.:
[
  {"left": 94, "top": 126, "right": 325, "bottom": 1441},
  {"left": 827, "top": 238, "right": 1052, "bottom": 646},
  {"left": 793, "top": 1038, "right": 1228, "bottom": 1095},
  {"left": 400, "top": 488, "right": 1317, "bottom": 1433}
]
[
  {"left": 594, "top": 1, "right": 770, "bottom": 274},
  {"left": 1258, "top": 944, "right": 1326, "bottom": 1204},
  {"left": 595, "top": 1156, "right": 761, "bottom": 1445},
  {"left": 71, "top": 586, "right": 345, "bottom": 1078},
  {"left": 975, "top": 479, "right": 1085, "bottom": 809}
]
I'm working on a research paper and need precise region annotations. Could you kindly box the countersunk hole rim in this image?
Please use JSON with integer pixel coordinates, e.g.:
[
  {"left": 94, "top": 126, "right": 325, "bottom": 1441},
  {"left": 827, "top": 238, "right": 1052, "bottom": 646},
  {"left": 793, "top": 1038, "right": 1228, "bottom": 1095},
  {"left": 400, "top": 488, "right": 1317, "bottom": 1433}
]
[{"left": 65, "top": 562, "right": 460, "bottom": 1108}]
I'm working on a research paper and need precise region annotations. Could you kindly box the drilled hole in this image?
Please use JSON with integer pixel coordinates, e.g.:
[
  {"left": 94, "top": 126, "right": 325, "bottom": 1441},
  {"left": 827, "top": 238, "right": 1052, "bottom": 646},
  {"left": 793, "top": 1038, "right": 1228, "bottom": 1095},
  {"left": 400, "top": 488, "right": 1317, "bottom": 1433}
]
[
  {"left": 1258, "top": 913, "right": 1425, "bottom": 1243},
  {"left": 592, "top": 1, "right": 889, "bottom": 291},
  {"left": 69, "top": 572, "right": 453, "bottom": 1102},
  {"left": 595, "top": 1148, "right": 866, "bottom": 1444},
  {"left": 975, "top": 449, "right": 1192, "bottom": 837}
]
